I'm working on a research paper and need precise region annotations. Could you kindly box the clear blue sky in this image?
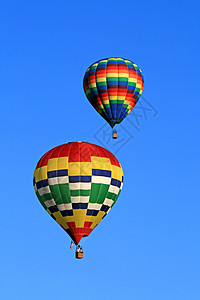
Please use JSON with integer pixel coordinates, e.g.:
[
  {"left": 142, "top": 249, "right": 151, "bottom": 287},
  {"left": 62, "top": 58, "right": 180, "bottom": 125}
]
[{"left": 1, "top": 1, "right": 199, "bottom": 299}]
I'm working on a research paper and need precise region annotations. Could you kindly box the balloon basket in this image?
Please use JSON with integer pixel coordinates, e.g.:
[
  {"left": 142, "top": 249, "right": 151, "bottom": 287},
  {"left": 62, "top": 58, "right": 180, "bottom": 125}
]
[
  {"left": 76, "top": 252, "right": 83, "bottom": 259},
  {"left": 112, "top": 129, "right": 117, "bottom": 139}
]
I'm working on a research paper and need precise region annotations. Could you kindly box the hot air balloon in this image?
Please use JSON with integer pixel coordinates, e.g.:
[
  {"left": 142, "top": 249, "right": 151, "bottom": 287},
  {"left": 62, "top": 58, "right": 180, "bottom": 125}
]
[
  {"left": 33, "top": 142, "right": 123, "bottom": 258},
  {"left": 83, "top": 57, "right": 144, "bottom": 139}
]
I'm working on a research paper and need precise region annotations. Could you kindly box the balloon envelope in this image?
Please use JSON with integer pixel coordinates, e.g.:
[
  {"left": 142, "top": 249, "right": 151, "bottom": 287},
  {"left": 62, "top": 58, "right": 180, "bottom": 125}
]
[
  {"left": 83, "top": 57, "right": 144, "bottom": 127},
  {"left": 33, "top": 142, "right": 123, "bottom": 245}
]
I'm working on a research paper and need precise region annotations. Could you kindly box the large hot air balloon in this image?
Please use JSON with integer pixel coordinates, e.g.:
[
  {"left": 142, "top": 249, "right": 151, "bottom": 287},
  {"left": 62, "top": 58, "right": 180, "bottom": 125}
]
[
  {"left": 83, "top": 57, "right": 144, "bottom": 138},
  {"left": 33, "top": 142, "right": 123, "bottom": 258}
]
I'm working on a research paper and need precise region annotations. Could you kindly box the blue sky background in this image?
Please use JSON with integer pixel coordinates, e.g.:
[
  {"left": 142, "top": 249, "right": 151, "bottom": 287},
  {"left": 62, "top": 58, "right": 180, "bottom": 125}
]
[{"left": 1, "top": 1, "right": 199, "bottom": 299}]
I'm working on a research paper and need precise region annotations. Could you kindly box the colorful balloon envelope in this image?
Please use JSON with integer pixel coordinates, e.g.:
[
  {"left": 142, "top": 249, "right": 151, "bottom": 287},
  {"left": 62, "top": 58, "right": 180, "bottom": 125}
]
[
  {"left": 33, "top": 142, "right": 123, "bottom": 245},
  {"left": 83, "top": 57, "right": 144, "bottom": 128}
]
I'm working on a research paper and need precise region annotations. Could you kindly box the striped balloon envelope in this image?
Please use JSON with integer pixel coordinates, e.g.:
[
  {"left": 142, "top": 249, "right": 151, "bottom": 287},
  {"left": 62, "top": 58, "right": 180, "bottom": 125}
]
[
  {"left": 83, "top": 57, "right": 144, "bottom": 128},
  {"left": 33, "top": 142, "right": 123, "bottom": 246}
]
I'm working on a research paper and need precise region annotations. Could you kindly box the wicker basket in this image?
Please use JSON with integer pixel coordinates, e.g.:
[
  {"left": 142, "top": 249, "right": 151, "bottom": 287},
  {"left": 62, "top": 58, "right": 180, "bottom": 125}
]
[
  {"left": 76, "top": 252, "right": 83, "bottom": 259},
  {"left": 112, "top": 130, "right": 117, "bottom": 139}
]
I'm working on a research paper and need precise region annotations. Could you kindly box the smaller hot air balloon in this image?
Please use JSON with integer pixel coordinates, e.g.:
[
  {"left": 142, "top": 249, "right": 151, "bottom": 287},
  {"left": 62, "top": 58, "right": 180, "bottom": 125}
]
[
  {"left": 83, "top": 57, "right": 144, "bottom": 138},
  {"left": 33, "top": 142, "right": 123, "bottom": 258}
]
